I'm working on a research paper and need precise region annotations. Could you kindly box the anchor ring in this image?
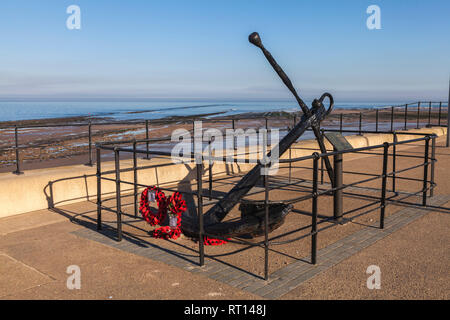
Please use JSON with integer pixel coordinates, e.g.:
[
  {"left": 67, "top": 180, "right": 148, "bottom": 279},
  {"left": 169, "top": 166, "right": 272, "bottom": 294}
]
[{"left": 318, "top": 92, "right": 334, "bottom": 116}]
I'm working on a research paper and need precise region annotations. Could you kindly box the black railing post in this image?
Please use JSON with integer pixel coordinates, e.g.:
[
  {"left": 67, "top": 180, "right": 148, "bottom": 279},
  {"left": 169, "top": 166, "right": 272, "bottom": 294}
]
[
  {"left": 114, "top": 148, "right": 122, "bottom": 241},
  {"left": 320, "top": 128, "right": 324, "bottom": 184},
  {"left": 265, "top": 117, "right": 269, "bottom": 146},
  {"left": 196, "top": 161, "right": 205, "bottom": 266},
  {"left": 288, "top": 146, "right": 292, "bottom": 183},
  {"left": 264, "top": 164, "right": 270, "bottom": 280},
  {"left": 208, "top": 139, "right": 213, "bottom": 200},
  {"left": 390, "top": 106, "right": 394, "bottom": 132},
  {"left": 422, "top": 137, "right": 430, "bottom": 206},
  {"left": 380, "top": 142, "right": 389, "bottom": 229},
  {"left": 232, "top": 118, "right": 236, "bottom": 150},
  {"left": 430, "top": 135, "right": 436, "bottom": 197},
  {"left": 96, "top": 147, "right": 102, "bottom": 230},
  {"left": 375, "top": 109, "right": 379, "bottom": 133},
  {"left": 320, "top": 156, "right": 324, "bottom": 185},
  {"left": 12, "top": 125, "right": 23, "bottom": 175},
  {"left": 438, "top": 102, "right": 442, "bottom": 126},
  {"left": 339, "top": 113, "right": 343, "bottom": 133},
  {"left": 333, "top": 149, "right": 343, "bottom": 223},
  {"left": 48, "top": 181, "right": 54, "bottom": 209},
  {"left": 392, "top": 133, "right": 397, "bottom": 194},
  {"left": 145, "top": 120, "right": 150, "bottom": 160},
  {"left": 447, "top": 79, "right": 450, "bottom": 147},
  {"left": 428, "top": 102, "right": 432, "bottom": 126},
  {"left": 404, "top": 104, "right": 408, "bottom": 130},
  {"left": 133, "top": 140, "right": 138, "bottom": 217},
  {"left": 416, "top": 102, "right": 421, "bottom": 129},
  {"left": 358, "top": 112, "right": 362, "bottom": 135},
  {"left": 86, "top": 121, "right": 93, "bottom": 166},
  {"left": 311, "top": 154, "right": 319, "bottom": 265}
]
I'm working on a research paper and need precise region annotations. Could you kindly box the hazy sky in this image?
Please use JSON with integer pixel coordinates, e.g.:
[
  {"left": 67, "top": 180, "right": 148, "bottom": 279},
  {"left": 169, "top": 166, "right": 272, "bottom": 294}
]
[{"left": 0, "top": 0, "right": 449, "bottom": 102}]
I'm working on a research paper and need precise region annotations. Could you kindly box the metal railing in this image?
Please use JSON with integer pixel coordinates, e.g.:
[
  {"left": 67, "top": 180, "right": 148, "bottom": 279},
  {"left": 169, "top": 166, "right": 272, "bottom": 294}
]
[
  {"left": 327, "top": 101, "right": 449, "bottom": 135},
  {"left": 1, "top": 101, "right": 448, "bottom": 175},
  {"left": 94, "top": 129, "right": 450, "bottom": 280}
]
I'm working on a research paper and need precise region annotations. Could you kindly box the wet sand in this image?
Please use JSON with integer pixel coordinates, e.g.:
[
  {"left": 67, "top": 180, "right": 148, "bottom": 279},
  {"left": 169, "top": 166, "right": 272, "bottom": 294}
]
[{"left": 0, "top": 109, "right": 447, "bottom": 173}]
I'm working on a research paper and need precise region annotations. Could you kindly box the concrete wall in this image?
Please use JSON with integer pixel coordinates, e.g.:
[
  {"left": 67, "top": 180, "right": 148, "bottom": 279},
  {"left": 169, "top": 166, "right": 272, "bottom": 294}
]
[{"left": 0, "top": 127, "right": 446, "bottom": 218}]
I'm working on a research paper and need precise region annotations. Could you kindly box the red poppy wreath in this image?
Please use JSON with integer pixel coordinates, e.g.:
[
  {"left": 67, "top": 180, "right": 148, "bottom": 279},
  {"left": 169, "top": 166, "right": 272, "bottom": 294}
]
[{"left": 139, "top": 186, "right": 227, "bottom": 245}]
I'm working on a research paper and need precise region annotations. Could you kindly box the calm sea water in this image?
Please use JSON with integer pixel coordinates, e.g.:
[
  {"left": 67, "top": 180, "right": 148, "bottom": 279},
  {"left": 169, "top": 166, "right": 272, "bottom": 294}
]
[{"left": 0, "top": 100, "right": 397, "bottom": 122}]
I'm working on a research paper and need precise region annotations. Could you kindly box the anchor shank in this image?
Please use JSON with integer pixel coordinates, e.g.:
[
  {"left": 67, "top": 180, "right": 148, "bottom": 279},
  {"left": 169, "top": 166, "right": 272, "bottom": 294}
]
[{"left": 202, "top": 102, "right": 328, "bottom": 226}]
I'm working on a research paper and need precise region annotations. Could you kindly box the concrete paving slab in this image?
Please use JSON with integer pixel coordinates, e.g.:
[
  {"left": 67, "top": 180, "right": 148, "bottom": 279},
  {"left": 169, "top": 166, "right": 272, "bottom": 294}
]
[{"left": 0, "top": 253, "right": 53, "bottom": 298}]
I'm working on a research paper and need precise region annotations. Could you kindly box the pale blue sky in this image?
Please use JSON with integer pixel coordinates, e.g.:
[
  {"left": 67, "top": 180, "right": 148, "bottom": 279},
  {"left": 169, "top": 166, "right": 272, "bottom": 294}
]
[{"left": 0, "top": 0, "right": 448, "bottom": 102}]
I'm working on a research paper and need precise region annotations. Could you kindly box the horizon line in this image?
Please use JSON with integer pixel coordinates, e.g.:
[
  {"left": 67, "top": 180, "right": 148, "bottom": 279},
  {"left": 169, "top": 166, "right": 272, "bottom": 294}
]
[{"left": 0, "top": 97, "right": 447, "bottom": 104}]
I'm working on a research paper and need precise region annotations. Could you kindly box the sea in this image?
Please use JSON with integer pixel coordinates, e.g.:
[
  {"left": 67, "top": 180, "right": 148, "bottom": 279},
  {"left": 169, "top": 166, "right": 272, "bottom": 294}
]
[{"left": 0, "top": 100, "right": 398, "bottom": 123}]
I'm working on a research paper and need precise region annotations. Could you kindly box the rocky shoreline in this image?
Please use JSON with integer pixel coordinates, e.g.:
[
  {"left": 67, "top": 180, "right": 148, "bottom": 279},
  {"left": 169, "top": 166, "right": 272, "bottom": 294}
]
[{"left": 0, "top": 108, "right": 447, "bottom": 173}]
